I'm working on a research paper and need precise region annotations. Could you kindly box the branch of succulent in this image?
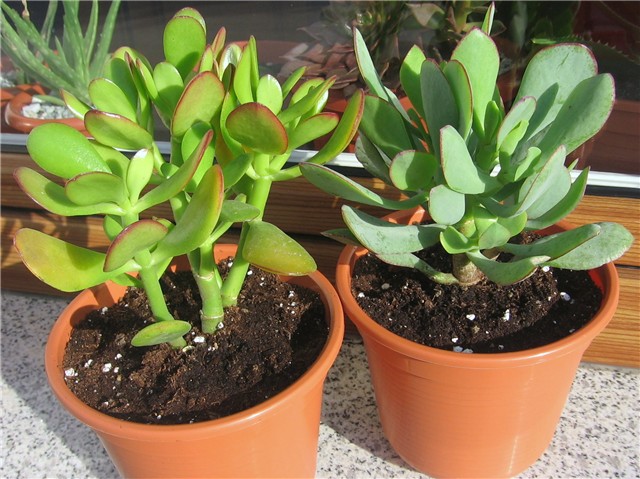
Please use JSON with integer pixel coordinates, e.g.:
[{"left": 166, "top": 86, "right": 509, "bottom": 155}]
[
  {"left": 13, "top": 8, "right": 363, "bottom": 348},
  {"left": 301, "top": 4, "right": 634, "bottom": 287},
  {"left": 0, "top": 0, "right": 121, "bottom": 105}
]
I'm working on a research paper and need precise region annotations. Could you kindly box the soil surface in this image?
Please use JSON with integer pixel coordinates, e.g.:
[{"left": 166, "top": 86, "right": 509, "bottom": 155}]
[
  {"left": 63, "top": 259, "right": 328, "bottom": 425},
  {"left": 351, "top": 244, "right": 603, "bottom": 354}
]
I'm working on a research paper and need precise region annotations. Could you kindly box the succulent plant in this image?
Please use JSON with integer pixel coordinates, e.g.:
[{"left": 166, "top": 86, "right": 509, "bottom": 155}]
[
  {"left": 301, "top": 6, "right": 634, "bottom": 287},
  {"left": 14, "top": 8, "right": 363, "bottom": 348},
  {"left": 0, "top": 0, "right": 121, "bottom": 105}
]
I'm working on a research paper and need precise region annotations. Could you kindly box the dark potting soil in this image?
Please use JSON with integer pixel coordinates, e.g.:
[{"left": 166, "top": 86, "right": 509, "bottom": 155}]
[
  {"left": 63, "top": 259, "right": 328, "bottom": 425},
  {"left": 351, "top": 245, "right": 603, "bottom": 354}
]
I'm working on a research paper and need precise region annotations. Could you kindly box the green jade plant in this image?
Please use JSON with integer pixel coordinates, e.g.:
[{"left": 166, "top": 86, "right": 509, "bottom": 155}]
[
  {"left": 301, "top": 6, "right": 633, "bottom": 287},
  {"left": 14, "top": 8, "right": 363, "bottom": 348},
  {"left": 0, "top": 0, "right": 121, "bottom": 105}
]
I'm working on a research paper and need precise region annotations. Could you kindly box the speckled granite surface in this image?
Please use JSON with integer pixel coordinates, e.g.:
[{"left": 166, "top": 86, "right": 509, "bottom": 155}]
[{"left": 2, "top": 290, "right": 638, "bottom": 478}]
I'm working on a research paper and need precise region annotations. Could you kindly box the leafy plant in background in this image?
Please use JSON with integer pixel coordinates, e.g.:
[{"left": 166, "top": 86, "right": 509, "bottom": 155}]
[
  {"left": 301, "top": 5, "right": 633, "bottom": 287},
  {"left": 14, "top": 8, "right": 363, "bottom": 348},
  {"left": 0, "top": 0, "right": 121, "bottom": 104}
]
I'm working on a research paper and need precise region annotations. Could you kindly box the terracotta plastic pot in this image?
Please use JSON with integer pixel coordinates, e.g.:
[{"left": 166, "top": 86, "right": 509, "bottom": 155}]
[
  {"left": 336, "top": 208, "right": 620, "bottom": 478},
  {"left": 45, "top": 244, "right": 344, "bottom": 478},
  {"left": 5, "top": 91, "right": 87, "bottom": 134}
]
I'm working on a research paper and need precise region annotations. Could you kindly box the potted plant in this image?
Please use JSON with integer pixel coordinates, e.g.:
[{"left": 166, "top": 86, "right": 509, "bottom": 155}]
[
  {"left": 13, "top": 8, "right": 363, "bottom": 478},
  {"left": 300, "top": 6, "right": 634, "bottom": 478},
  {"left": 0, "top": 0, "right": 121, "bottom": 133}
]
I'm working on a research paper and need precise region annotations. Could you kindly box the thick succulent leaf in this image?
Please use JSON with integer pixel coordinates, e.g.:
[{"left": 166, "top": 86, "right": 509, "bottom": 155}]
[
  {"left": 467, "top": 250, "right": 548, "bottom": 285},
  {"left": 342, "top": 206, "right": 443, "bottom": 255},
  {"left": 516, "top": 145, "right": 567, "bottom": 214},
  {"left": 429, "top": 184, "right": 465, "bottom": 225},
  {"left": 220, "top": 153, "right": 252, "bottom": 188},
  {"left": 497, "top": 96, "right": 536, "bottom": 149},
  {"left": 181, "top": 124, "right": 215, "bottom": 189},
  {"left": 524, "top": 168, "right": 571, "bottom": 220},
  {"left": 89, "top": 78, "right": 137, "bottom": 121},
  {"left": 65, "top": 172, "right": 126, "bottom": 206},
  {"left": 355, "top": 133, "right": 392, "bottom": 185},
  {"left": 300, "top": 163, "right": 427, "bottom": 210},
  {"left": 152, "top": 165, "right": 224, "bottom": 262},
  {"left": 322, "top": 228, "right": 362, "bottom": 247},
  {"left": 233, "top": 38, "right": 257, "bottom": 104},
  {"left": 399, "top": 45, "right": 427, "bottom": 114},
  {"left": 476, "top": 211, "right": 528, "bottom": 250},
  {"left": 104, "top": 220, "right": 168, "bottom": 272},
  {"left": 103, "top": 57, "right": 139, "bottom": 110},
  {"left": 421, "top": 59, "right": 458, "bottom": 154},
  {"left": 153, "top": 61, "right": 184, "bottom": 112},
  {"left": 544, "top": 222, "right": 633, "bottom": 270},
  {"left": 289, "top": 113, "right": 339, "bottom": 150},
  {"left": 61, "top": 90, "right": 90, "bottom": 119},
  {"left": 226, "top": 102, "right": 288, "bottom": 154},
  {"left": 525, "top": 169, "right": 589, "bottom": 230},
  {"left": 104, "top": 215, "right": 123, "bottom": 240},
  {"left": 359, "top": 95, "right": 413, "bottom": 159},
  {"left": 14, "top": 167, "right": 122, "bottom": 216},
  {"left": 376, "top": 252, "right": 458, "bottom": 284},
  {"left": 26, "top": 124, "right": 110, "bottom": 179},
  {"left": 131, "top": 321, "right": 192, "bottom": 347},
  {"left": 442, "top": 60, "right": 473, "bottom": 139},
  {"left": 281, "top": 66, "right": 306, "bottom": 99},
  {"left": 172, "top": 72, "right": 225, "bottom": 137},
  {"left": 441, "top": 126, "right": 500, "bottom": 194},
  {"left": 516, "top": 44, "right": 598, "bottom": 139},
  {"left": 126, "top": 149, "right": 155, "bottom": 203},
  {"left": 390, "top": 150, "right": 437, "bottom": 192},
  {"left": 450, "top": 29, "right": 500, "bottom": 137},
  {"left": 256, "top": 74, "right": 283, "bottom": 114},
  {"left": 441, "top": 226, "right": 475, "bottom": 254},
  {"left": 85, "top": 111, "right": 153, "bottom": 150},
  {"left": 242, "top": 221, "right": 316, "bottom": 275},
  {"left": 163, "top": 14, "right": 207, "bottom": 79},
  {"left": 89, "top": 142, "right": 130, "bottom": 178},
  {"left": 220, "top": 200, "right": 260, "bottom": 223},
  {"left": 14, "top": 229, "right": 133, "bottom": 292},
  {"left": 279, "top": 79, "right": 332, "bottom": 125},
  {"left": 536, "top": 74, "right": 615, "bottom": 157},
  {"left": 510, "top": 146, "right": 542, "bottom": 182},
  {"left": 501, "top": 224, "right": 600, "bottom": 259},
  {"left": 136, "top": 131, "right": 213, "bottom": 212}
]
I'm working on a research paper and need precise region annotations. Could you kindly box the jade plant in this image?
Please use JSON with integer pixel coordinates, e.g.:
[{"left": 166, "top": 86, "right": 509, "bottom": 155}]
[
  {"left": 301, "top": 7, "right": 633, "bottom": 287},
  {"left": 0, "top": 0, "right": 121, "bottom": 105},
  {"left": 14, "top": 8, "right": 363, "bottom": 348}
]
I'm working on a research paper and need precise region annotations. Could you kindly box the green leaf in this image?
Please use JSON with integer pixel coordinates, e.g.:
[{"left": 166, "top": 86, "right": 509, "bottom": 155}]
[
  {"left": 359, "top": 95, "right": 413, "bottom": 159},
  {"left": 450, "top": 29, "right": 500, "bottom": 137},
  {"left": 281, "top": 66, "right": 306, "bottom": 98},
  {"left": 440, "top": 126, "right": 500, "bottom": 194},
  {"left": 84, "top": 111, "right": 154, "bottom": 150},
  {"left": 152, "top": 165, "right": 224, "bottom": 262},
  {"left": 163, "top": 14, "right": 206, "bottom": 79},
  {"left": 14, "top": 167, "right": 122, "bottom": 216},
  {"left": 89, "top": 142, "right": 130, "bottom": 178},
  {"left": 390, "top": 150, "right": 437, "bottom": 192},
  {"left": 467, "top": 250, "right": 548, "bottom": 285},
  {"left": 288, "top": 113, "right": 339, "bottom": 150},
  {"left": 104, "top": 220, "right": 168, "bottom": 272},
  {"left": 14, "top": 229, "right": 133, "bottom": 292},
  {"left": 103, "top": 56, "right": 139, "bottom": 110},
  {"left": 443, "top": 60, "right": 473, "bottom": 140},
  {"left": 376, "top": 252, "right": 458, "bottom": 284},
  {"left": 126, "top": 149, "right": 155, "bottom": 203},
  {"left": 65, "top": 172, "right": 126, "bottom": 206},
  {"left": 136, "top": 131, "right": 213, "bottom": 212},
  {"left": 399, "top": 45, "right": 427, "bottom": 115},
  {"left": 354, "top": 133, "right": 392, "bottom": 185},
  {"left": 226, "top": 103, "right": 288, "bottom": 154},
  {"left": 516, "top": 145, "right": 567, "bottom": 214},
  {"left": 441, "top": 227, "right": 475, "bottom": 254},
  {"left": 256, "top": 74, "right": 283, "bottom": 114},
  {"left": 131, "top": 320, "right": 192, "bottom": 347},
  {"left": 61, "top": 90, "right": 90, "bottom": 119},
  {"left": 221, "top": 153, "right": 253, "bottom": 188},
  {"left": 342, "top": 206, "right": 443, "bottom": 255},
  {"left": 278, "top": 79, "right": 332, "bottom": 125},
  {"left": 220, "top": 200, "right": 260, "bottom": 223},
  {"left": 421, "top": 59, "right": 458, "bottom": 155},
  {"left": 26, "top": 124, "right": 110, "bottom": 179},
  {"left": 172, "top": 72, "right": 225, "bottom": 137},
  {"left": 497, "top": 96, "right": 536, "bottom": 148},
  {"left": 501, "top": 224, "right": 600, "bottom": 259},
  {"left": 475, "top": 211, "right": 528, "bottom": 250},
  {"left": 242, "top": 221, "right": 316, "bottom": 275},
  {"left": 153, "top": 61, "right": 184, "bottom": 113},
  {"left": 233, "top": 38, "right": 257, "bottom": 104},
  {"left": 544, "top": 223, "right": 634, "bottom": 270},
  {"left": 89, "top": 78, "right": 137, "bottom": 121},
  {"left": 429, "top": 184, "right": 465, "bottom": 225}
]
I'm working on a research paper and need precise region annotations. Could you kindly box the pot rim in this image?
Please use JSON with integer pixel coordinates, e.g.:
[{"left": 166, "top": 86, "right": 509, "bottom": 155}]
[
  {"left": 45, "top": 245, "right": 344, "bottom": 440},
  {"left": 336, "top": 208, "right": 620, "bottom": 369},
  {"left": 5, "top": 91, "right": 86, "bottom": 133}
]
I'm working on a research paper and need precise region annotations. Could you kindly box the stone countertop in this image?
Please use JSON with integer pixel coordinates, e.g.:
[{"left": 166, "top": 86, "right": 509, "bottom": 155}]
[{"left": 2, "top": 290, "right": 638, "bottom": 478}]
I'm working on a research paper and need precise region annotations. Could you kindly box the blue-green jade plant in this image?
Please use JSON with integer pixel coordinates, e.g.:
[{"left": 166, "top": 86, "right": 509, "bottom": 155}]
[
  {"left": 0, "top": 0, "right": 121, "bottom": 105},
  {"left": 301, "top": 7, "right": 633, "bottom": 287},
  {"left": 14, "top": 8, "right": 363, "bottom": 349}
]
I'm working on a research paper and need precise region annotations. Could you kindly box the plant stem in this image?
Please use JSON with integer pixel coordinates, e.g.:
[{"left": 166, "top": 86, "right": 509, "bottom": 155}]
[{"left": 189, "top": 247, "right": 224, "bottom": 333}]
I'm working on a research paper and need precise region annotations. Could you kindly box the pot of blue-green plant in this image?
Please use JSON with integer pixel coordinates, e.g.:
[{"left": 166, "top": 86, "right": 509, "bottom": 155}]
[
  {"left": 301, "top": 6, "right": 634, "bottom": 478},
  {"left": 14, "top": 8, "right": 363, "bottom": 478}
]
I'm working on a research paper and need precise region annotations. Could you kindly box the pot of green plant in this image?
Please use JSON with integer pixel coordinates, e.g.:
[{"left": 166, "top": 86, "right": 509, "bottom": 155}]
[
  {"left": 301, "top": 7, "right": 633, "bottom": 477},
  {"left": 43, "top": 244, "right": 344, "bottom": 478},
  {"left": 0, "top": 0, "right": 121, "bottom": 133},
  {"left": 14, "top": 8, "right": 363, "bottom": 478}
]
